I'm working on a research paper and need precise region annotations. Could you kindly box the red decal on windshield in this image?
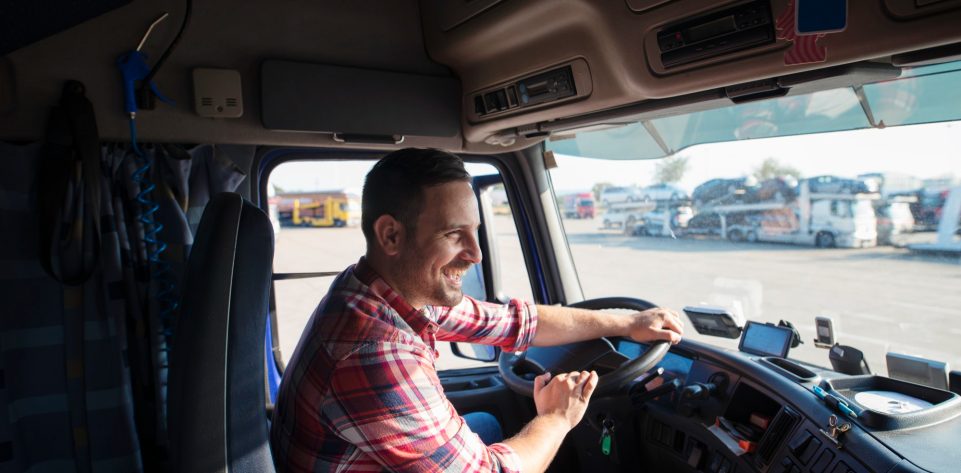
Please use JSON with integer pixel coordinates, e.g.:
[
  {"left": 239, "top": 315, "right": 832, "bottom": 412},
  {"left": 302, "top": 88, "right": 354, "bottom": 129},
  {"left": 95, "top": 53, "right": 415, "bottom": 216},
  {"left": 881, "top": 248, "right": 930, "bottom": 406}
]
[{"left": 776, "top": 0, "right": 827, "bottom": 65}]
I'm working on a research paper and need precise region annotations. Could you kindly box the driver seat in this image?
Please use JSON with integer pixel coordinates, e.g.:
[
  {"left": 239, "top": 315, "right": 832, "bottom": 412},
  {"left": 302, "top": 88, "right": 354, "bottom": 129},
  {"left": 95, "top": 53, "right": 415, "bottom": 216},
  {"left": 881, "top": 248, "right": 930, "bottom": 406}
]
[{"left": 167, "top": 192, "right": 277, "bottom": 472}]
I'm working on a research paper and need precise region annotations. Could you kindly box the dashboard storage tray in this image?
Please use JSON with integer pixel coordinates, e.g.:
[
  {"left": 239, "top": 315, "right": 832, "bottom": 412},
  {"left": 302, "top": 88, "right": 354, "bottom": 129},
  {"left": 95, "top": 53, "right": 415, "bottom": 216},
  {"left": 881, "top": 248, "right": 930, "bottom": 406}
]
[{"left": 822, "top": 375, "right": 961, "bottom": 430}]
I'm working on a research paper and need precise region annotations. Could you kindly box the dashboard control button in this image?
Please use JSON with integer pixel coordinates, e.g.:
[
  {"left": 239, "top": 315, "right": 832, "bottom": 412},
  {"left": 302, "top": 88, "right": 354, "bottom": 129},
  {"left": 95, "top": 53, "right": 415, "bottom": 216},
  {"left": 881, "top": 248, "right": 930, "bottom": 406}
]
[
  {"left": 831, "top": 461, "right": 852, "bottom": 473},
  {"left": 812, "top": 449, "right": 836, "bottom": 473},
  {"left": 800, "top": 437, "right": 821, "bottom": 465},
  {"left": 708, "top": 453, "right": 723, "bottom": 473},
  {"left": 687, "top": 441, "right": 705, "bottom": 469},
  {"left": 789, "top": 430, "right": 813, "bottom": 455}
]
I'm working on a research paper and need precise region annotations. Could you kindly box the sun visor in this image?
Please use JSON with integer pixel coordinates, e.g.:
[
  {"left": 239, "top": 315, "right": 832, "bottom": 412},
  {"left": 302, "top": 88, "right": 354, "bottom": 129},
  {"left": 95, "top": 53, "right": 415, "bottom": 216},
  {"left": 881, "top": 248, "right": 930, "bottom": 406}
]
[{"left": 260, "top": 60, "right": 461, "bottom": 138}]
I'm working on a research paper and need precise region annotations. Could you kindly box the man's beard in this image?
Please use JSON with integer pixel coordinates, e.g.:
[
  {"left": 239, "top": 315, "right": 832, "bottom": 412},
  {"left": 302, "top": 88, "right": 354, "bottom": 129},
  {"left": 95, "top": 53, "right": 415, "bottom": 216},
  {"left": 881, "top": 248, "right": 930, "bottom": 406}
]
[
  {"left": 395, "top": 250, "right": 468, "bottom": 308},
  {"left": 431, "top": 261, "right": 470, "bottom": 307}
]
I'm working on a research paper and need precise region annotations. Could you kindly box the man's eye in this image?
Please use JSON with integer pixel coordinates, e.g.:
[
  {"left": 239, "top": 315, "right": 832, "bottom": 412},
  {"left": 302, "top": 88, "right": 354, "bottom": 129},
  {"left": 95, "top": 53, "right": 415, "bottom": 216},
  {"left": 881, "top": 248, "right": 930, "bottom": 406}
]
[{"left": 445, "top": 231, "right": 460, "bottom": 239}]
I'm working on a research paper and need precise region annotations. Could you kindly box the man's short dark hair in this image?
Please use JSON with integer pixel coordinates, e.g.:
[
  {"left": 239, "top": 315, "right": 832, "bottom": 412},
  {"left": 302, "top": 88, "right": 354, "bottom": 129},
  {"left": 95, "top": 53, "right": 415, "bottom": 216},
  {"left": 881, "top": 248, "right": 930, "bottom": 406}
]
[{"left": 362, "top": 148, "right": 471, "bottom": 245}]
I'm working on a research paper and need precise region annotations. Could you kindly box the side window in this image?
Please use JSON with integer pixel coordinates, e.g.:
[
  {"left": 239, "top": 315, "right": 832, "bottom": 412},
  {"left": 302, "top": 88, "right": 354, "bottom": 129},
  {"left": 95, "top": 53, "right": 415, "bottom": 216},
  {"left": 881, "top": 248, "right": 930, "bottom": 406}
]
[{"left": 267, "top": 159, "right": 534, "bottom": 372}]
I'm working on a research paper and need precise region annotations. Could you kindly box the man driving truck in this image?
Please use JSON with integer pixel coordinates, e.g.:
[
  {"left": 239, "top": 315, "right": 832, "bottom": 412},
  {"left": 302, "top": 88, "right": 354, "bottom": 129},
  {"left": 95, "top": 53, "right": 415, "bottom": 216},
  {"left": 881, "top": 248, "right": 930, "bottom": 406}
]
[{"left": 270, "top": 148, "right": 685, "bottom": 472}]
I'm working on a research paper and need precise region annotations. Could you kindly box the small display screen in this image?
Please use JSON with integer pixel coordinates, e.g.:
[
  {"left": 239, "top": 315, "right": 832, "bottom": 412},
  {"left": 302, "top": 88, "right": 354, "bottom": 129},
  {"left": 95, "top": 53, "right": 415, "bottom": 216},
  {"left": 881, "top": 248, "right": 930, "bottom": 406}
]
[
  {"left": 684, "top": 306, "right": 743, "bottom": 339},
  {"left": 692, "top": 314, "right": 721, "bottom": 328},
  {"left": 684, "top": 15, "right": 737, "bottom": 44},
  {"left": 739, "top": 322, "right": 793, "bottom": 358},
  {"left": 616, "top": 340, "right": 694, "bottom": 383}
]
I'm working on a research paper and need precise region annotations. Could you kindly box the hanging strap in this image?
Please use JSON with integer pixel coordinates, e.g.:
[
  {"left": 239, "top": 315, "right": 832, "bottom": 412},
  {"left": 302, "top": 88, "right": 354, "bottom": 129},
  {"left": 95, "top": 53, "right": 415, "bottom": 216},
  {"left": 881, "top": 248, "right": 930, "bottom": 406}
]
[{"left": 38, "top": 80, "right": 102, "bottom": 285}]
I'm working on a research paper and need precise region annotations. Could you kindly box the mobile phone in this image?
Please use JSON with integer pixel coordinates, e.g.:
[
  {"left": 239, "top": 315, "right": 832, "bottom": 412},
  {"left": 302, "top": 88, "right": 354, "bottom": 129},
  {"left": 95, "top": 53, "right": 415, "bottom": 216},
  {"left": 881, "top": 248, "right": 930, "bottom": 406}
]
[{"left": 814, "top": 316, "right": 835, "bottom": 348}]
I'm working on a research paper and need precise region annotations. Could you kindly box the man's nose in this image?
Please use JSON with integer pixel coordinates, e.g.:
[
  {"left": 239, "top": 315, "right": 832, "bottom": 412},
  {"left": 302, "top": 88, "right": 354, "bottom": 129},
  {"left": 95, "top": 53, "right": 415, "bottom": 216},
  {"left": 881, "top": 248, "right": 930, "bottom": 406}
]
[{"left": 462, "top": 232, "right": 482, "bottom": 264}]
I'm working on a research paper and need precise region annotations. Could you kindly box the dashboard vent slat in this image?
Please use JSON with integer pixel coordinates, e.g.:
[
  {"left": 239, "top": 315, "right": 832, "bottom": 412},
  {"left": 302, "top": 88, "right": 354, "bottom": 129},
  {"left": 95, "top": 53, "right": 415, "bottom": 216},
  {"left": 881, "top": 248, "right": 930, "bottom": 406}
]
[{"left": 756, "top": 407, "right": 799, "bottom": 465}]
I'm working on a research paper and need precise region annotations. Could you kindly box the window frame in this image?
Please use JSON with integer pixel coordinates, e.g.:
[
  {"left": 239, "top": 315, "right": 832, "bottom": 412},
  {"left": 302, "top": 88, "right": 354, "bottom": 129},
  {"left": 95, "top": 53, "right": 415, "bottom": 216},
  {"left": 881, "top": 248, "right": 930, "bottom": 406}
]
[{"left": 255, "top": 148, "right": 550, "bottom": 379}]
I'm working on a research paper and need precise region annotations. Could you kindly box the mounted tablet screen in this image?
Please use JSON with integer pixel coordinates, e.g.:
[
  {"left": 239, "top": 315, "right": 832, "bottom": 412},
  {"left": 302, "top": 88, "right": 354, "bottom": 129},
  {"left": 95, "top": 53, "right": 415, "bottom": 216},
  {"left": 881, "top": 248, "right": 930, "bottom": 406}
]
[{"left": 739, "top": 321, "right": 793, "bottom": 358}]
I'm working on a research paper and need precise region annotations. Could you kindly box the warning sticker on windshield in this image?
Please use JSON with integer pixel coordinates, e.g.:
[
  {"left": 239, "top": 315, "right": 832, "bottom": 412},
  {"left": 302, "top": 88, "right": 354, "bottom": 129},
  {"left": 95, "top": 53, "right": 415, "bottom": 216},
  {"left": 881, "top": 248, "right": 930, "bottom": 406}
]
[{"left": 776, "top": 0, "right": 828, "bottom": 65}]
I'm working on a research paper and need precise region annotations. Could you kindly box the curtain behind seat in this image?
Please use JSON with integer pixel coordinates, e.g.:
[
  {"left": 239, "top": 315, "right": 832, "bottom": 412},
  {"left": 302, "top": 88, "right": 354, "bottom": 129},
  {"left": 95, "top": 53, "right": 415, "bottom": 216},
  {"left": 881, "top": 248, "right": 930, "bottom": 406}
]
[{"left": 0, "top": 141, "right": 246, "bottom": 472}]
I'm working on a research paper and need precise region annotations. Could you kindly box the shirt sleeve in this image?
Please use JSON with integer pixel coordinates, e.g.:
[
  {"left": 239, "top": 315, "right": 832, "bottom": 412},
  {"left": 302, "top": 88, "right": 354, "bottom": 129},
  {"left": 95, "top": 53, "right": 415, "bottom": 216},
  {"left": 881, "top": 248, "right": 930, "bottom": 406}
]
[
  {"left": 325, "top": 341, "right": 522, "bottom": 473},
  {"left": 432, "top": 296, "right": 538, "bottom": 352}
]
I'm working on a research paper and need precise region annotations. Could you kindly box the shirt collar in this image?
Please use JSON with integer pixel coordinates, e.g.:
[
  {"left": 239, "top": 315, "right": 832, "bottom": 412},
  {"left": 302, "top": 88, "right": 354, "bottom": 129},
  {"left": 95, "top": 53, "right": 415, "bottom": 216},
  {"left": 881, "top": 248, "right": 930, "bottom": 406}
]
[{"left": 354, "top": 257, "right": 434, "bottom": 334}]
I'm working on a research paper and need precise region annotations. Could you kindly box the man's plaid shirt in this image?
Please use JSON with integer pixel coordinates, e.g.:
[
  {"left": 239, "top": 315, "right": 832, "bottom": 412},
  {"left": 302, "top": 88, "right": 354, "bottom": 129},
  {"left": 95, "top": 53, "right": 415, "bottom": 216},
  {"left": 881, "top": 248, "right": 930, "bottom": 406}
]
[{"left": 271, "top": 258, "right": 538, "bottom": 472}]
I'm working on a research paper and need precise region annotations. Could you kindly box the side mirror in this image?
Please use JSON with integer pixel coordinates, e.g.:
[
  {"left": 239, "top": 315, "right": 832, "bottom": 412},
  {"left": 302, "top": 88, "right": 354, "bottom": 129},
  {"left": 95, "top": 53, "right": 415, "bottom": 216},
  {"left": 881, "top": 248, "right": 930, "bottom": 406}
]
[{"left": 450, "top": 343, "right": 500, "bottom": 362}]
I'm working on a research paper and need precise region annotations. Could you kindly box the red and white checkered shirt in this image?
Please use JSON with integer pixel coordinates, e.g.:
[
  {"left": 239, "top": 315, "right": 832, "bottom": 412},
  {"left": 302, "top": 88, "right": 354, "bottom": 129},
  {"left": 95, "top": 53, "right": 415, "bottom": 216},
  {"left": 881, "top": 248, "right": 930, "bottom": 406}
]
[{"left": 271, "top": 258, "right": 538, "bottom": 472}]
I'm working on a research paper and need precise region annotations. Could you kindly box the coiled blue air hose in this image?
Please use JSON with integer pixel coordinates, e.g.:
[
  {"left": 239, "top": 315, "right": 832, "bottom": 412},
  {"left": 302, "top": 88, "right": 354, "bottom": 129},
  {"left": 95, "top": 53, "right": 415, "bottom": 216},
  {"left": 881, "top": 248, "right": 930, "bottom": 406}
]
[{"left": 129, "top": 119, "right": 179, "bottom": 356}]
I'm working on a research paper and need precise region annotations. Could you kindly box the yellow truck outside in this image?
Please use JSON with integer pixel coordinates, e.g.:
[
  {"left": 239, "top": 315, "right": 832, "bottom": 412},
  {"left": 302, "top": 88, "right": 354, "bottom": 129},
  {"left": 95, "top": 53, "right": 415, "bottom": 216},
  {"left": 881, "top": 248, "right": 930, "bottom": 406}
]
[{"left": 277, "top": 192, "right": 361, "bottom": 227}]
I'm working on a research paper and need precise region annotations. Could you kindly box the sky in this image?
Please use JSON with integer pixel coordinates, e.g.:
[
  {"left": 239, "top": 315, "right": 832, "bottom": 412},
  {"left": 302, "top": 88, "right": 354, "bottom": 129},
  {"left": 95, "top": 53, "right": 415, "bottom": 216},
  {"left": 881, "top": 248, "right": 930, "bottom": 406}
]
[
  {"left": 267, "top": 121, "right": 959, "bottom": 195},
  {"left": 548, "top": 121, "right": 960, "bottom": 194}
]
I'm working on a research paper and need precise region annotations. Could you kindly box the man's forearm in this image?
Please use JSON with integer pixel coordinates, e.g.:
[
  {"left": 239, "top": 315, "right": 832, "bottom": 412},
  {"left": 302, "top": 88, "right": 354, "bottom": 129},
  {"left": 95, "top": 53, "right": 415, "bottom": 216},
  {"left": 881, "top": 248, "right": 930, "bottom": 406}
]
[
  {"left": 502, "top": 414, "right": 571, "bottom": 473},
  {"left": 531, "top": 304, "right": 632, "bottom": 346}
]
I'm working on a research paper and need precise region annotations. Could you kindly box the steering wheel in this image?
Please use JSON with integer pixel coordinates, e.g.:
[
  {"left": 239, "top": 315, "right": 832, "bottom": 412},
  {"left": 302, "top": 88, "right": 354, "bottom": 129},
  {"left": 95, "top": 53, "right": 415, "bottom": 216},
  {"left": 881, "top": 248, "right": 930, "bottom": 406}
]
[{"left": 498, "top": 297, "right": 671, "bottom": 398}]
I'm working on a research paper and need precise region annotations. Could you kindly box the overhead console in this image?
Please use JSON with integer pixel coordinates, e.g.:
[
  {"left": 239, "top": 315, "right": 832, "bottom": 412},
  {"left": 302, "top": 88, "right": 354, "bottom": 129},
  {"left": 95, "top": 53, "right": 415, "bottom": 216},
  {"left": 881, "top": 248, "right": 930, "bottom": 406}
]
[
  {"left": 469, "top": 60, "right": 592, "bottom": 123},
  {"left": 420, "top": 0, "right": 961, "bottom": 149}
]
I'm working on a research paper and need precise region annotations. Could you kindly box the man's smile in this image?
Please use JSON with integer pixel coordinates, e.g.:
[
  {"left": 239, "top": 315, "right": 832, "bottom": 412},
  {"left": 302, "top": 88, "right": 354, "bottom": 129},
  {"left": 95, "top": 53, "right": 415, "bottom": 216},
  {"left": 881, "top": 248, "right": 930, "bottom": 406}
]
[{"left": 442, "top": 265, "right": 469, "bottom": 287}]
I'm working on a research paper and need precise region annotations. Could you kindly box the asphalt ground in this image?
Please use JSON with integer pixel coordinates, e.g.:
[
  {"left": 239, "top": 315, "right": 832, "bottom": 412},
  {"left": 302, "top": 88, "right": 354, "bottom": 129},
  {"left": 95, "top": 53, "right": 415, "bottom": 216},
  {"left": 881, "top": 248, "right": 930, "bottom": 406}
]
[{"left": 273, "top": 215, "right": 961, "bottom": 378}]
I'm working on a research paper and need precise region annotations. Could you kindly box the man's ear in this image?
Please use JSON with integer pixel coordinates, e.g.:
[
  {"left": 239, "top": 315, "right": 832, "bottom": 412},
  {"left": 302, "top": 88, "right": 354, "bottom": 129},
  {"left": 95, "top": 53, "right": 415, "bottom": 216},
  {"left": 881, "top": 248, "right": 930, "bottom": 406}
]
[{"left": 373, "top": 214, "right": 405, "bottom": 256}]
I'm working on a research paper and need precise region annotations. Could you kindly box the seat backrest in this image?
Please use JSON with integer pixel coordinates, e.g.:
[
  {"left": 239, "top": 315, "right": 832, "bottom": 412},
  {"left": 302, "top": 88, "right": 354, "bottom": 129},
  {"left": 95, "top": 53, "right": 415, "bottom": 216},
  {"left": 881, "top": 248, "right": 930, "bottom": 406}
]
[{"left": 167, "top": 192, "right": 276, "bottom": 472}]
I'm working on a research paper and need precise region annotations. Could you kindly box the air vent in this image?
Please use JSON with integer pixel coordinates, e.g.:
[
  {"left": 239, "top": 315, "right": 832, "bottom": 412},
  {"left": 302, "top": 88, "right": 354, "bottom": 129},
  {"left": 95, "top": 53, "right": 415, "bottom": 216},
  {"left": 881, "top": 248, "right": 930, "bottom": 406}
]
[
  {"left": 201, "top": 97, "right": 214, "bottom": 106},
  {"left": 225, "top": 98, "right": 238, "bottom": 107},
  {"left": 756, "top": 407, "right": 799, "bottom": 465}
]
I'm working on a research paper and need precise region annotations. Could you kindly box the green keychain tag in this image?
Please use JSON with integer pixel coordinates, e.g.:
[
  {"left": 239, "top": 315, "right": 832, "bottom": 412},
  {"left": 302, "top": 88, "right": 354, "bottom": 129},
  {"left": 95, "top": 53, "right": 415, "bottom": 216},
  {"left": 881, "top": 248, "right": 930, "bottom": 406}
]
[{"left": 601, "top": 433, "right": 612, "bottom": 456}]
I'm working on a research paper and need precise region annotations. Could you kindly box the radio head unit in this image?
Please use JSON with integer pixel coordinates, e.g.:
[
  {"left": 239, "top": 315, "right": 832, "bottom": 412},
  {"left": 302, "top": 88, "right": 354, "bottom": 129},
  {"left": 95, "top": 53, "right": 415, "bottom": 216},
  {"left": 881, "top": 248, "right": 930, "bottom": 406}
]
[{"left": 657, "top": 0, "right": 775, "bottom": 69}]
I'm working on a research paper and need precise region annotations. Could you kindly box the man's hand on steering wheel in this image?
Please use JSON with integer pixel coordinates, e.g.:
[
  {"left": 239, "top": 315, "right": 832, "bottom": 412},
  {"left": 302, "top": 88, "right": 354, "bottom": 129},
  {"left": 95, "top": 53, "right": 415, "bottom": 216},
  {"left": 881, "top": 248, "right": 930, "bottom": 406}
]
[
  {"left": 627, "top": 307, "right": 685, "bottom": 345},
  {"left": 499, "top": 298, "right": 683, "bottom": 398}
]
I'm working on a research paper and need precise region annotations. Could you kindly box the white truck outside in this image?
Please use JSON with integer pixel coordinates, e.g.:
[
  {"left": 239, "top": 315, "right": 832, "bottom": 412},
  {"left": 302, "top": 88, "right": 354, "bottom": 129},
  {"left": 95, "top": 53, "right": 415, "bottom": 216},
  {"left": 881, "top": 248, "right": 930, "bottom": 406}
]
[
  {"left": 601, "top": 201, "right": 656, "bottom": 231},
  {"left": 706, "top": 181, "right": 878, "bottom": 248}
]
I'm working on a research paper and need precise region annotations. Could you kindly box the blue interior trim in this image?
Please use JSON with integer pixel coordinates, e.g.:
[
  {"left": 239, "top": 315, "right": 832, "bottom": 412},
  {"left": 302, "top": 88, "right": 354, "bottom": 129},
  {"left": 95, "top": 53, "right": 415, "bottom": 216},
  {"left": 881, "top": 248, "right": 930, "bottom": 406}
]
[{"left": 266, "top": 313, "right": 282, "bottom": 402}]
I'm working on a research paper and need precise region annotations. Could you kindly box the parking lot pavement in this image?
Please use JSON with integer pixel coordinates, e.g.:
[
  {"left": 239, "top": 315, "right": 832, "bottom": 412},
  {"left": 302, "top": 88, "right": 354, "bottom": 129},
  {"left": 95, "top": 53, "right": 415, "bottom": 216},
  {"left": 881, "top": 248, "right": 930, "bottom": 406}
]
[
  {"left": 561, "top": 217, "right": 961, "bottom": 375},
  {"left": 274, "top": 217, "right": 961, "bottom": 376}
]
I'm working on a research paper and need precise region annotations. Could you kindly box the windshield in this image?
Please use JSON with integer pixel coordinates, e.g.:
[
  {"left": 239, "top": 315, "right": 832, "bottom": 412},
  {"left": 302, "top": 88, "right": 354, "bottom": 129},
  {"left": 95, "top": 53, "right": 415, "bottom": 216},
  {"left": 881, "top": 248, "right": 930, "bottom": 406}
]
[
  {"left": 547, "top": 61, "right": 961, "bottom": 376},
  {"left": 548, "top": 61, "right": 961, "bottom": 160}
]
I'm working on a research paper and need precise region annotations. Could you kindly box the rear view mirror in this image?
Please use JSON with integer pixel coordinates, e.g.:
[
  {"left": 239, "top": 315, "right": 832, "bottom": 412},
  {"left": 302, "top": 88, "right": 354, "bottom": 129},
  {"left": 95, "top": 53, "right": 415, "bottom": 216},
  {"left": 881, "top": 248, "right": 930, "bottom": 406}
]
[{"left": 451, "top": 343, "right": 500, "bottom": 362}]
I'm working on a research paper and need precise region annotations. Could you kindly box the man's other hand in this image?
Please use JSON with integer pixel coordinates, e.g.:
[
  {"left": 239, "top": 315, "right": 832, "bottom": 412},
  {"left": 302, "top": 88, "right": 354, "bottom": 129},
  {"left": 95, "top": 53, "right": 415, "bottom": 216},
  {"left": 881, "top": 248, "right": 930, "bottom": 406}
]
[
  {"left": 628, "top": 308, "right": 684, "bottom": 344},
  {"left": 532, "top": 371, "right": 598, "bottom": 430}
]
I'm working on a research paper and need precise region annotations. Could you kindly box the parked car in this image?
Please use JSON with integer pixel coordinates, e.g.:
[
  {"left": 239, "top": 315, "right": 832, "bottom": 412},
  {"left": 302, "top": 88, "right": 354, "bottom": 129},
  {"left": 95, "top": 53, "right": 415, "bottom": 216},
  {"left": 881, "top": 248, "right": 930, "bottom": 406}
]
[
  {"left": 639, "top": 183, "right": 688, "bottom": 202},
  {"left": 804, "top": 175, "right": 873, "bottom": 194},
  {"left": 631, "top": 206, "right": 694, "bottom": 235},
  {"left": 743, "top": 177, "right": 798, "bottom": 203},
  {"left": 600, "top": 185, "right": 642, "bottom": 205},
  {"left": 877, "top": 201, "right": 916, "bottom": 245},
  {"left": 917, "top": 188, "right": 954, "bottom": 230},
  {"left": 683, "top": 212, "right": 722, "bottom": 235},
  {"left": 692, "top": 177, "right": 758, "bottom": 207}
]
